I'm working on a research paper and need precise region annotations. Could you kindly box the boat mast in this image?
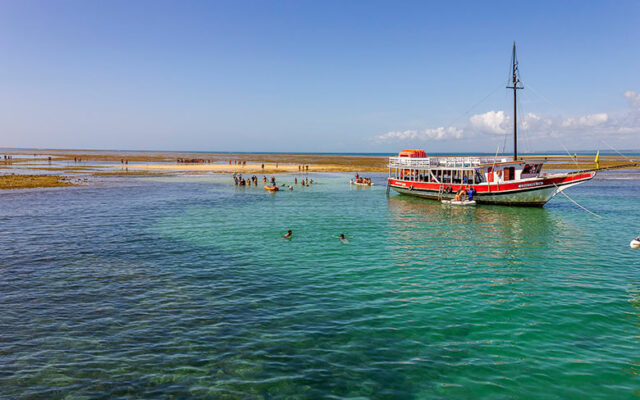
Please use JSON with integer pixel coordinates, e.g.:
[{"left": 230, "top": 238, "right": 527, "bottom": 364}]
[{"left": 506, "top": 42, "right": 523, "bottom": 160}]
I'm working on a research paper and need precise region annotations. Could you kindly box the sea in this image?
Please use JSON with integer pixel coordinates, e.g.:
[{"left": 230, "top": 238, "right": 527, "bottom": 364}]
[{"left": 1, "top": 170, "right": 640, "bottom": 399}]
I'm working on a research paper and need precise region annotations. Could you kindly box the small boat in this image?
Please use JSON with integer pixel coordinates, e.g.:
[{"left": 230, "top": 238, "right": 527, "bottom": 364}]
[
  {"left": 264, "top": 185, "right": 279, "bottom": 192},
  {"left": 441, "top": 199, "right": 476, "bottom": 206},
  {"left": 350, "top": 179, "right": 375, "bottom": 186},
  {"left": 631, "top": 236, "right": 640, "bottom": 250}
]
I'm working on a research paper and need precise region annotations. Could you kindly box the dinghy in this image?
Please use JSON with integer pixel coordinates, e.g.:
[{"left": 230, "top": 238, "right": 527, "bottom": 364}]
[
  {"left": 631, "top": 236, "right": 640, "bottom": 250},
  {"left": 441, "top": 200, "right": 476, "bottom": 206},
  {"left": 264, "top": 185, "right": 279, "bottom": 192},
  {"left": 350, "top": 180, "right": 374, "bottom": 186}
]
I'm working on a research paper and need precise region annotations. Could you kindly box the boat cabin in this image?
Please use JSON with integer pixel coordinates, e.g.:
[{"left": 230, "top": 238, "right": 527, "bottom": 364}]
[{"left": 389, "top": 149, "right": 543, "bottom": 186}]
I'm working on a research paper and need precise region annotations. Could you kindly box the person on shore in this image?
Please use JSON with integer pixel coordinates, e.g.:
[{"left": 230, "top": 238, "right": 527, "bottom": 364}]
[
  {"left": 261, "top": 163, "right": 264, "bottom": 169},
  {"left": 284, "top": 230, "right": 292, "bottom": 239}
]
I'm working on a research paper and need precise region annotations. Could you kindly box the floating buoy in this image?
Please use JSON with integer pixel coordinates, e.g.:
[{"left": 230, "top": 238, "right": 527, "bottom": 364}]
[{"left": 631, "top": 237, "right": 640, "bottom": 250}]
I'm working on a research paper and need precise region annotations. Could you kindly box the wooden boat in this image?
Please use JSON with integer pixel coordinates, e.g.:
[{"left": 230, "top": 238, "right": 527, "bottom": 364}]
[
  {"left": 264, "top": 185, "right": 279, "bottom": 192},
  {"left": 386, "top": 43, "right": 595, "bottom": 207}
]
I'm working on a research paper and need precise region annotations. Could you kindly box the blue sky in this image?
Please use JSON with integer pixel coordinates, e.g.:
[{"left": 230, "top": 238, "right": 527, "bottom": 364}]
[{"left": 0, "top": 0, "right": 638, "bottom": 153}]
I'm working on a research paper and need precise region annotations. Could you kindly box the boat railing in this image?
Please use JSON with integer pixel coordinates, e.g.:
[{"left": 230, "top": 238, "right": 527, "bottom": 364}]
[{"left": 389, "top": 156, "right": 509, "bottom": 169}]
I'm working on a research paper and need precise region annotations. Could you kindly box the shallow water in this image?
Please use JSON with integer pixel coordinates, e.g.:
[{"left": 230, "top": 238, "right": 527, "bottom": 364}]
[{"left": 1, "top": 172, "right": 639, "bottom": 399}]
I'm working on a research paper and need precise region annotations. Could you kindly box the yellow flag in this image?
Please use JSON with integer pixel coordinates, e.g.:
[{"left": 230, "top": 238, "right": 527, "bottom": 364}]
[{"left": 595, "top": 150, "right": 600, "bottom": 169}]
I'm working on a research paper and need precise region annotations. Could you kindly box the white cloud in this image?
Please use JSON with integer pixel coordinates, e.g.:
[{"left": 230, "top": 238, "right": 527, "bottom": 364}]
[
  {"left": 374, "top": 90, "right": 640, "bottom": 146},
  {"left": 561, "top": 113, "right": 608, "bottom": 128},
  {"left": 469, "top": 110, "right": 509, "bottom": 134},
  {"left": 374, "top": 126, "right": 463, "bottom": 142},
  {"left": 624, "top": 90, "right": 640, "bottom": 112}
]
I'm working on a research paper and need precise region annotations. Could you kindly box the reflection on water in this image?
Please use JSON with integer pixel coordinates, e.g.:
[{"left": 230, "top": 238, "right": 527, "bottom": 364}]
[{"left": 387, "top": 195, "right": 562, "bottom": 262}]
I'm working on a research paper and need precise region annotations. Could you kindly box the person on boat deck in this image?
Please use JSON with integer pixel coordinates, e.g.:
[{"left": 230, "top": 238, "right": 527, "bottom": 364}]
[
  {"left": 468, "top": 187, "right": 476, "bottom": 201},
  {"left": 284, "top": 230, "right": 292, "bottom": 239}
]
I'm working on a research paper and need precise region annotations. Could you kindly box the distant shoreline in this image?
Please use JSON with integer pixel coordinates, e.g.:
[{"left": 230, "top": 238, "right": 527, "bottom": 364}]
[
  {"left": 2, "top": 147, "right": 640, "bottom": 158},
  {"left": 1, "top": 149, "right": 638, "bottom": 173},
  {"left": 1, "top": 149, "right": 638, "bottom": 190}
]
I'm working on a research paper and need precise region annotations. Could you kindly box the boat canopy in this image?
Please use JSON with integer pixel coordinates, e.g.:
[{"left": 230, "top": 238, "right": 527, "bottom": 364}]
[{"left": 389, "top": 156, "right": 512, "bottom": 170}]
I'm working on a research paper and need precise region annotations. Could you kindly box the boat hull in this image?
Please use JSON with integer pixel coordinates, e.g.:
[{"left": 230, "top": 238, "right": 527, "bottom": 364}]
[{"left": 388, "top": 171, "right": 595, "bottom": 207}]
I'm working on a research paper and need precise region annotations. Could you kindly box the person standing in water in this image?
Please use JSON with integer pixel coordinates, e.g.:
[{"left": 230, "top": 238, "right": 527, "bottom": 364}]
[{"left": 468, "top": 187, "right": 476, "bottom": 201}]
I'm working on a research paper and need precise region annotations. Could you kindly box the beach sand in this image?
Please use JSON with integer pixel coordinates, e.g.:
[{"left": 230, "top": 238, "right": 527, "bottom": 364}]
[{"left": 123, "top": 162, "right": 380, "bottom": 174}]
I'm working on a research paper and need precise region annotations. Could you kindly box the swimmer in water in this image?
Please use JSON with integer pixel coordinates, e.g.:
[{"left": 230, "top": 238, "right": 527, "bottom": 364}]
[
  {"left": 339, "top": 233, "right": 348, "bottom": 243},
  {"left": 284, "top": 230, "right": 292, "bottom": 239}
]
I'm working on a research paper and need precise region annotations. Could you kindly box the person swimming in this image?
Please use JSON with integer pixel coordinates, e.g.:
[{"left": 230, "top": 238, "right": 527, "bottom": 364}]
[
  {"left": 284, "top": 230, "right": 292, "bottom": 239},
  {"left": 339, "top": 233, "right": 348, "bottom": 243}
]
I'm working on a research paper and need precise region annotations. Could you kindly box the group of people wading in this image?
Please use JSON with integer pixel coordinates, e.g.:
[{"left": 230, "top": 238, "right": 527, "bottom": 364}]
[
  {"left": 233, "top": 174, "right": 260, "bottom": 186},
  {"left": 453, "top": 186, "right": 476, "bottom": 202},
  {"left": 233, "top": 173, "right": 315, "bottom": 188}
]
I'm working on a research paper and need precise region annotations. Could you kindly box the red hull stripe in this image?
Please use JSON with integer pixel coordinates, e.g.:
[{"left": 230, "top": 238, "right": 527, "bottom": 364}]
[{"left": 388, "top": 172, "right": 593, "bottom": 194}]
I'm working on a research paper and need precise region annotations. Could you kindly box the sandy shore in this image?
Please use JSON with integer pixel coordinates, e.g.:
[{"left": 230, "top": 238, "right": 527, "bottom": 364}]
[
  {"left": 1, "top": 149, "right": 638, "bottom": 177},
  {"left": 124, "top": 162, "right": 378, "bottom": 174}
]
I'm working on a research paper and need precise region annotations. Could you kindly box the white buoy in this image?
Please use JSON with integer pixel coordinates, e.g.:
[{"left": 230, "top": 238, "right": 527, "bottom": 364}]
[{"left": 631, "top": 237, "right": 640, "bottom": 250}]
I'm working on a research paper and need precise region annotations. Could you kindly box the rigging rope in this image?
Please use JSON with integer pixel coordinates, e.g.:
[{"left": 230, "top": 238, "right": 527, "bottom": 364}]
[
  {"left": 441, "top": 83, "right": 506, "bottom": 129},
  {"left": 525, "top": 81, "right": 591, "bottom": 162},
  {"left": 600, "top": 139, "right": 637, "bottom": 163},
  {"left": 553, "top": 183, "right": 602, "bottom": 219},
  {"left": 559, "top": 142, "right": 581, "bottom": 169}
]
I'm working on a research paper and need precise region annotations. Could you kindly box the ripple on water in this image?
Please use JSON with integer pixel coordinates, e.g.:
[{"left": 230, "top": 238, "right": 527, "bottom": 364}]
[{"left": 0, "top": 174, "right": 639, "bottom": 398}]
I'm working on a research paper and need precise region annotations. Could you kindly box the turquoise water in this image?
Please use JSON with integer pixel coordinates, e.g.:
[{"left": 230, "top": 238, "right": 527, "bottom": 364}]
[{"left": 1, "top": 172, "right": 639, "bottom": 399}]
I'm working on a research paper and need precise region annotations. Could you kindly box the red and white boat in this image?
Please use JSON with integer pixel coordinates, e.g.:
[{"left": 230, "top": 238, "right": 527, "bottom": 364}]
[
  {"left": 387, "top": 151, "right": 595, "bottom": 207},
  {"left": 387, "top": 44, "right": 596, "bottom": 207}
]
